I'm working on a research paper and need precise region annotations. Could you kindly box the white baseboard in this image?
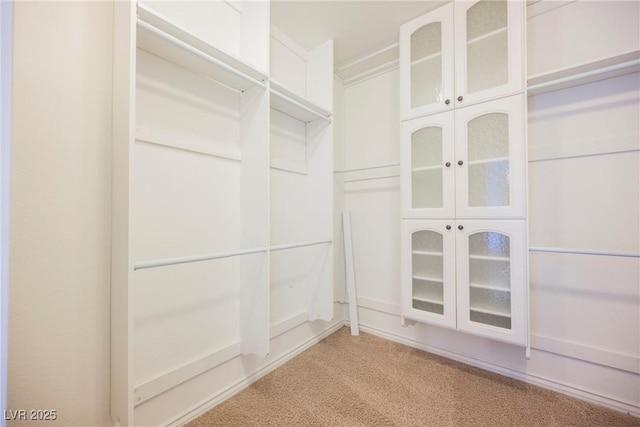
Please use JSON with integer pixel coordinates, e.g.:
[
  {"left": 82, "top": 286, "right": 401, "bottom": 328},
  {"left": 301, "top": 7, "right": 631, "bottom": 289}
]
[{"left": 168, "top": 320, "right": 346, "bottom": 426}]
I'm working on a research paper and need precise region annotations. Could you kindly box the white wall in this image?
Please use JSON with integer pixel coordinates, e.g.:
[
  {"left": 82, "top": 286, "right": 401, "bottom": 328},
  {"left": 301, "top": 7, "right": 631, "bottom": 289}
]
[
  {"left": 339, "top": 0, "right": 640, "bottom": 416},
  {"left": 1, "top": 2, "right": 13, "bottom": 426},
  {"left": 9, "top": 2, "right": 113, "bottom": 425}
]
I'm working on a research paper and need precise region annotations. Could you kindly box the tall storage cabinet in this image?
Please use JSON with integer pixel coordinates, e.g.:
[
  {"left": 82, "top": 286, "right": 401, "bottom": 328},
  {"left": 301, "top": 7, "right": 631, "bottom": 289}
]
[
  {"left": 399, "top": 0, "right": 529, "bottom": 348},
  {"left": 112, "top": 2, "right": 333, "bottom": 425}
]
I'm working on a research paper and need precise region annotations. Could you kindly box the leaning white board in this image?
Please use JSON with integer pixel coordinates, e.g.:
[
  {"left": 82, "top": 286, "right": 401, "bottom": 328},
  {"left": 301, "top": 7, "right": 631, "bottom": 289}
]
[{"left": 342, "top": 211, "right": 359, "bottom": 335}]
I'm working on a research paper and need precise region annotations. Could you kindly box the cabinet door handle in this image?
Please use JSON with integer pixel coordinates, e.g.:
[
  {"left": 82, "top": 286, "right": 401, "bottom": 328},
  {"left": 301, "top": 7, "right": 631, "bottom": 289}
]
[
  {"left": 445, "top": 162, "right": 451, "bottom": 167},
  {"left": 457, "top": 160, "right": 464, "bottom": 166},
  {"left": 446, "top": 225, "right": 452, "bottom": 230},
  {"left": 457, "top": 96, "right": 463, "bottom": 102},
  {"left": 458, "top": 225, "right": 464, "bottom": 230},
  {"left": 445, "top": 99, "right": 451, "bottom": 105}
]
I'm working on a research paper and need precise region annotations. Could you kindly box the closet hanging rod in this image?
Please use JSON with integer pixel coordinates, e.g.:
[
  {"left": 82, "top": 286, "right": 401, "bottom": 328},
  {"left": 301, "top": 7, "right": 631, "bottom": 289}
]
[
  {"left": 334, "top": 163, "right": 400, "bottom": 174},
  {"left": 136, "top": 19, "right": 267, "bottom": 91},
  {"left": 134, "top": 247, "right": 268, "bottom": 270},
  {"left": 270, "top": 240, "right": 332, "bottom": 252},
  {"left": 529, "top": 247, "right": 640, "bottom": 258}
]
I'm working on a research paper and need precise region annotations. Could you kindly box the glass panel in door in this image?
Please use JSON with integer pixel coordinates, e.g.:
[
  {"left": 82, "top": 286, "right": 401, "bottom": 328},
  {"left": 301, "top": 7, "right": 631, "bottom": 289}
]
[
  {"left": 466, "top": 0, "right": 508, "bottom": 94},
  {"left": 467, "top": 232, "right": 511, "bottom": 329},
  {"left": 412, "top": 230, "right": 444, "bottom": 315},
  {"left": 411, "top": 22, "right": 443, "bottom": 108},
  {"left": 411, "top": 126, "right": 443, "bottom": 209},
  {"left": 466, "top": 112, "right": 510, "bottom": 208}
]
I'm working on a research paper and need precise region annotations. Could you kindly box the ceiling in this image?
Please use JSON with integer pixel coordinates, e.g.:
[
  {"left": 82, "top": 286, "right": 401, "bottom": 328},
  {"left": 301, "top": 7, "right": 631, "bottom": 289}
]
[{"left": 271, "top": 1, "right": 448, "bottom": 69}]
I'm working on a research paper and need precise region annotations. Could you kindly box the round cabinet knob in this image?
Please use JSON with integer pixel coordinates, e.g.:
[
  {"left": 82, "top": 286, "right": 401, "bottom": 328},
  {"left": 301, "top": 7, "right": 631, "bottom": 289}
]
[
  {"left": 446, "top": 225, "right": 452, "bottom": 230},
  {"left": 457, "top": 96, "right": 463, "bottom": 102},
  {"left": 458, "top": 225, "right": 464, "bottom": 230},
  {"left": 445, "top": 99, "right": 451, "bottom": 105},
  {"left": 445, "top": 162, "right": 451, "bottom": 167},
  {"left": 458, "top": 160, "right": 464, "bottom": 166}
]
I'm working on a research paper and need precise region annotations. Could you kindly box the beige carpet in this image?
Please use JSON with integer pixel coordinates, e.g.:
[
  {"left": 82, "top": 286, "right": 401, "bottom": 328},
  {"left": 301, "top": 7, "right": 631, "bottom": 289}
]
[{"left": 187, "top": 327, "right": 639, "bottom": 427}]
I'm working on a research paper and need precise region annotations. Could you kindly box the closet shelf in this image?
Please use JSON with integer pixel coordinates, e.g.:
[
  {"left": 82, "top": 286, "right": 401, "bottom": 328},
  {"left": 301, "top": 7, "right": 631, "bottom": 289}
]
[
  {"left": 470, "top": 283, "right": 510, "bottom": 292},
  {"left": 412, "top": 250, "right": 443, "bottom": 257},
  {"left": 470, "top": 306, "right": 511, "bottom": 318},
  {"left": 412, "top": 275, "right": 444, "bottom": 283},
  {"left": 413, "top": 296, "right": 443, "bottom": 306},
  {"left": 270, "top": 240, "right": 332, "bottom": 252},
  {"left": 467, "top": 157, "right": 509, "bottom": 166},
  {"left": 134, "top": 247, "right": 267, "bottom": 270},
  {"left": 527, "top": 50, "right": 640, "bottom": 96},
  {"left": 136, "top": 3, "right": 267, "bottom": 93},
  {"left": 270, "top": 80, "right": 332, "bottom": 123},
  {"left": 469, "top": 254, "right": 510, "bottom": 262},
  {"left": 412, "top": 165, "right": 442, "bottom": 172},
  {"left": 467, "top": 26, "right": 507, "bottom": 46},
  {"left": 411, "top": 51, "right": 442, "bottom": 67}
]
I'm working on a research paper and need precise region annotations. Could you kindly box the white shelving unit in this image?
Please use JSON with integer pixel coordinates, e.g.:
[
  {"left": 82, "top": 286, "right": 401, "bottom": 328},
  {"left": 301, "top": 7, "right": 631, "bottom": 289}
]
[
  {"left": 269, "top": 26, "right": 334, "bottom": 337},
  {"left": 111, "top": 3, "right": 334, "bottom": 425},
  {"left": 399, "top": 0, "right": 529, "bottom": 349}
]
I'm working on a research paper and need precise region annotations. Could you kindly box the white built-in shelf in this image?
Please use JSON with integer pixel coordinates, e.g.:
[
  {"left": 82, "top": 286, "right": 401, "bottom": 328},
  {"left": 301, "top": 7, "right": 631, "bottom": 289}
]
[
  {"left": 136, "top": 3, "right": 268, "bottom": 92},
  {"left": 412, "top": 165, "right": 442, "bottom": 172},
  {"left": 527, "top": 50, "right": 640, "bottom": 96},
  {"left": 467, "top": 27, "right": 507, "bottom": 46},
  {"left": 412, "top": 250, "right": 443, "bottom": 256},
  {"left": 470, "top": 283, "right": 511, "bottom": 292},
  {"left": 470, "top": 306, "right": 511, "bottom": 318},
  {"left": 467, "top": 157, "right": 509, "bottom": 166},
  {"left": 469, "top": 254, "right": 510, "bottom": 262},
  {"left": 413, "top": 296, "right": 444, "bottom": 306},
  {"left": 412, "top": 275, "right": 444, "bottom": 283},
  {"left": 269, "top": 80, "right": 332, "bottom": 123},
  {"left": 411, "top": 51, "right": 442, "bottom": 66}
]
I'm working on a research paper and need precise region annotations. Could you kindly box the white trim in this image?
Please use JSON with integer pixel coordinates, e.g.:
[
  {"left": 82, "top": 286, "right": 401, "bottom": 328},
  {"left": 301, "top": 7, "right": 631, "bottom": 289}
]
[
  {"left": 337, "top": 42, "right": 398, "bottom": 72},
  {"left": 334, "top": 163, "right": 400, "bottom": 174},
  {"left": 527, "top": 0, "right": 578, "bottom": 20},
  {"left": 0, "top": 2, "right": 12, "bottom": 424},
  {"left": 357, "top": 323, "right": 640, "bottom": 417},
  {"left": 168, "top": 320, "right": 345, "bottom": 426},
  {"left": 133, "top": 342, "right": 242, "bottom": 406},
  {"left": 343, "top": 60, "right": 399, "bottom": 88},
  {"left": 358, "top": 296, "right": 401, "bottom": 316},
  {"left": 532, "top": 334, "right": 639, "bottom": 375}
]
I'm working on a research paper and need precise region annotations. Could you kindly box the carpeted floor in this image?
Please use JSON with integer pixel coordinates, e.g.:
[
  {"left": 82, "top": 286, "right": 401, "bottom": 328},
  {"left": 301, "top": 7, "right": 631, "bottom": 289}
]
[{"left": 186, "top": 327, "right": 639, "bottom": 426}]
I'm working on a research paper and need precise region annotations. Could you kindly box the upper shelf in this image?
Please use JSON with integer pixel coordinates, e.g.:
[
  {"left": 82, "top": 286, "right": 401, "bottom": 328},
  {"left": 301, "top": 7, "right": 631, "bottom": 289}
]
[
  {"left": 270, "top": 80, "right": 332, "bottom": 123},
  {"left": 527, "top": 50, "right": 640, "bottom": 96},
  {"left": 136, "top": 3, "right": 268, "bottom": 92}
]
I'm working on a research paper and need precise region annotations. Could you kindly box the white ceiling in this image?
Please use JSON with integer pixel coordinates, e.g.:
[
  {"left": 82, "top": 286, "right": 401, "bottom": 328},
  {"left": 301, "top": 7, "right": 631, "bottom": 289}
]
[{"left": 271, "top": 1, "right": 448, "bottom": 68}]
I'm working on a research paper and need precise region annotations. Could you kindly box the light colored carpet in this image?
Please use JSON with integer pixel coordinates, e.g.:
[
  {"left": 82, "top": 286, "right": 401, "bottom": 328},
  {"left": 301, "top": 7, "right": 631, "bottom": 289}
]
[{"left": 187, "top": 327, "right": 639, "bottom": 426}]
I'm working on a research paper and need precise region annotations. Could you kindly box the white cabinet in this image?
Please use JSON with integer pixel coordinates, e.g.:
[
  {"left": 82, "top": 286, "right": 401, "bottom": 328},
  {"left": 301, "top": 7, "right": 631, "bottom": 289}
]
[
  {"left": 402, "top": 94, "right": 526, "bottom": 219},
  {"left": 402, "top": 220, "right": 527, "bottom": 346},
  {"left": 399, "top": 0, "right": 528, "bottom": 349},
  {"left": 400, "top": 0, "right": 524, "bottom": 120}
]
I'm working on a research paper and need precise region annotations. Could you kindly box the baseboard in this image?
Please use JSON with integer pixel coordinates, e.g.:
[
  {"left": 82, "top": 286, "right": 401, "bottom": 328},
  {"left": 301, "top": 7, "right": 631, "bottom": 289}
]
[
  {"left": 167, "top": 319, "right": 347, "bottom": 426},
  {"left": 357, "top": 323, "right": 640, "bottom": 418}
]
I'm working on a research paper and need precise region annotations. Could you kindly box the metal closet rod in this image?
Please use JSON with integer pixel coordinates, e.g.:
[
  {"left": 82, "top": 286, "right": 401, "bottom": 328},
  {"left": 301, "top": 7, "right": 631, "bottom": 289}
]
[
  {"left": 334, "top": 162, "right": 400, "bottom": 174},
  {"left": 529, "top": 247, "right": 640, "bottom": 258},
  {"left": 134, "top": 240, "right": 333, "bottom": 270}
]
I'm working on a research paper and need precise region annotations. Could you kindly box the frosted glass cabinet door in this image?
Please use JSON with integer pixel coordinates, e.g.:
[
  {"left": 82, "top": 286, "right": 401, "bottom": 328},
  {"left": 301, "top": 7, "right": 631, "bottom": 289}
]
[
  {"left": 454, "top": 95, "right": 525, "bottom": 218},
  {"left": 400, "top": 3, "right": 454, "bottom": 120},
  {"left": 455, "top": 220, "right": 526, "bottom": 346},
  {"left": 454, "top": 0, "right": 524, "bottom": 106},
  {"left": 401, "top": 111, "right": 455, "bottom": 219},
  {"left": 401, "top": 220, "right": 456, "bottom": 328}
]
